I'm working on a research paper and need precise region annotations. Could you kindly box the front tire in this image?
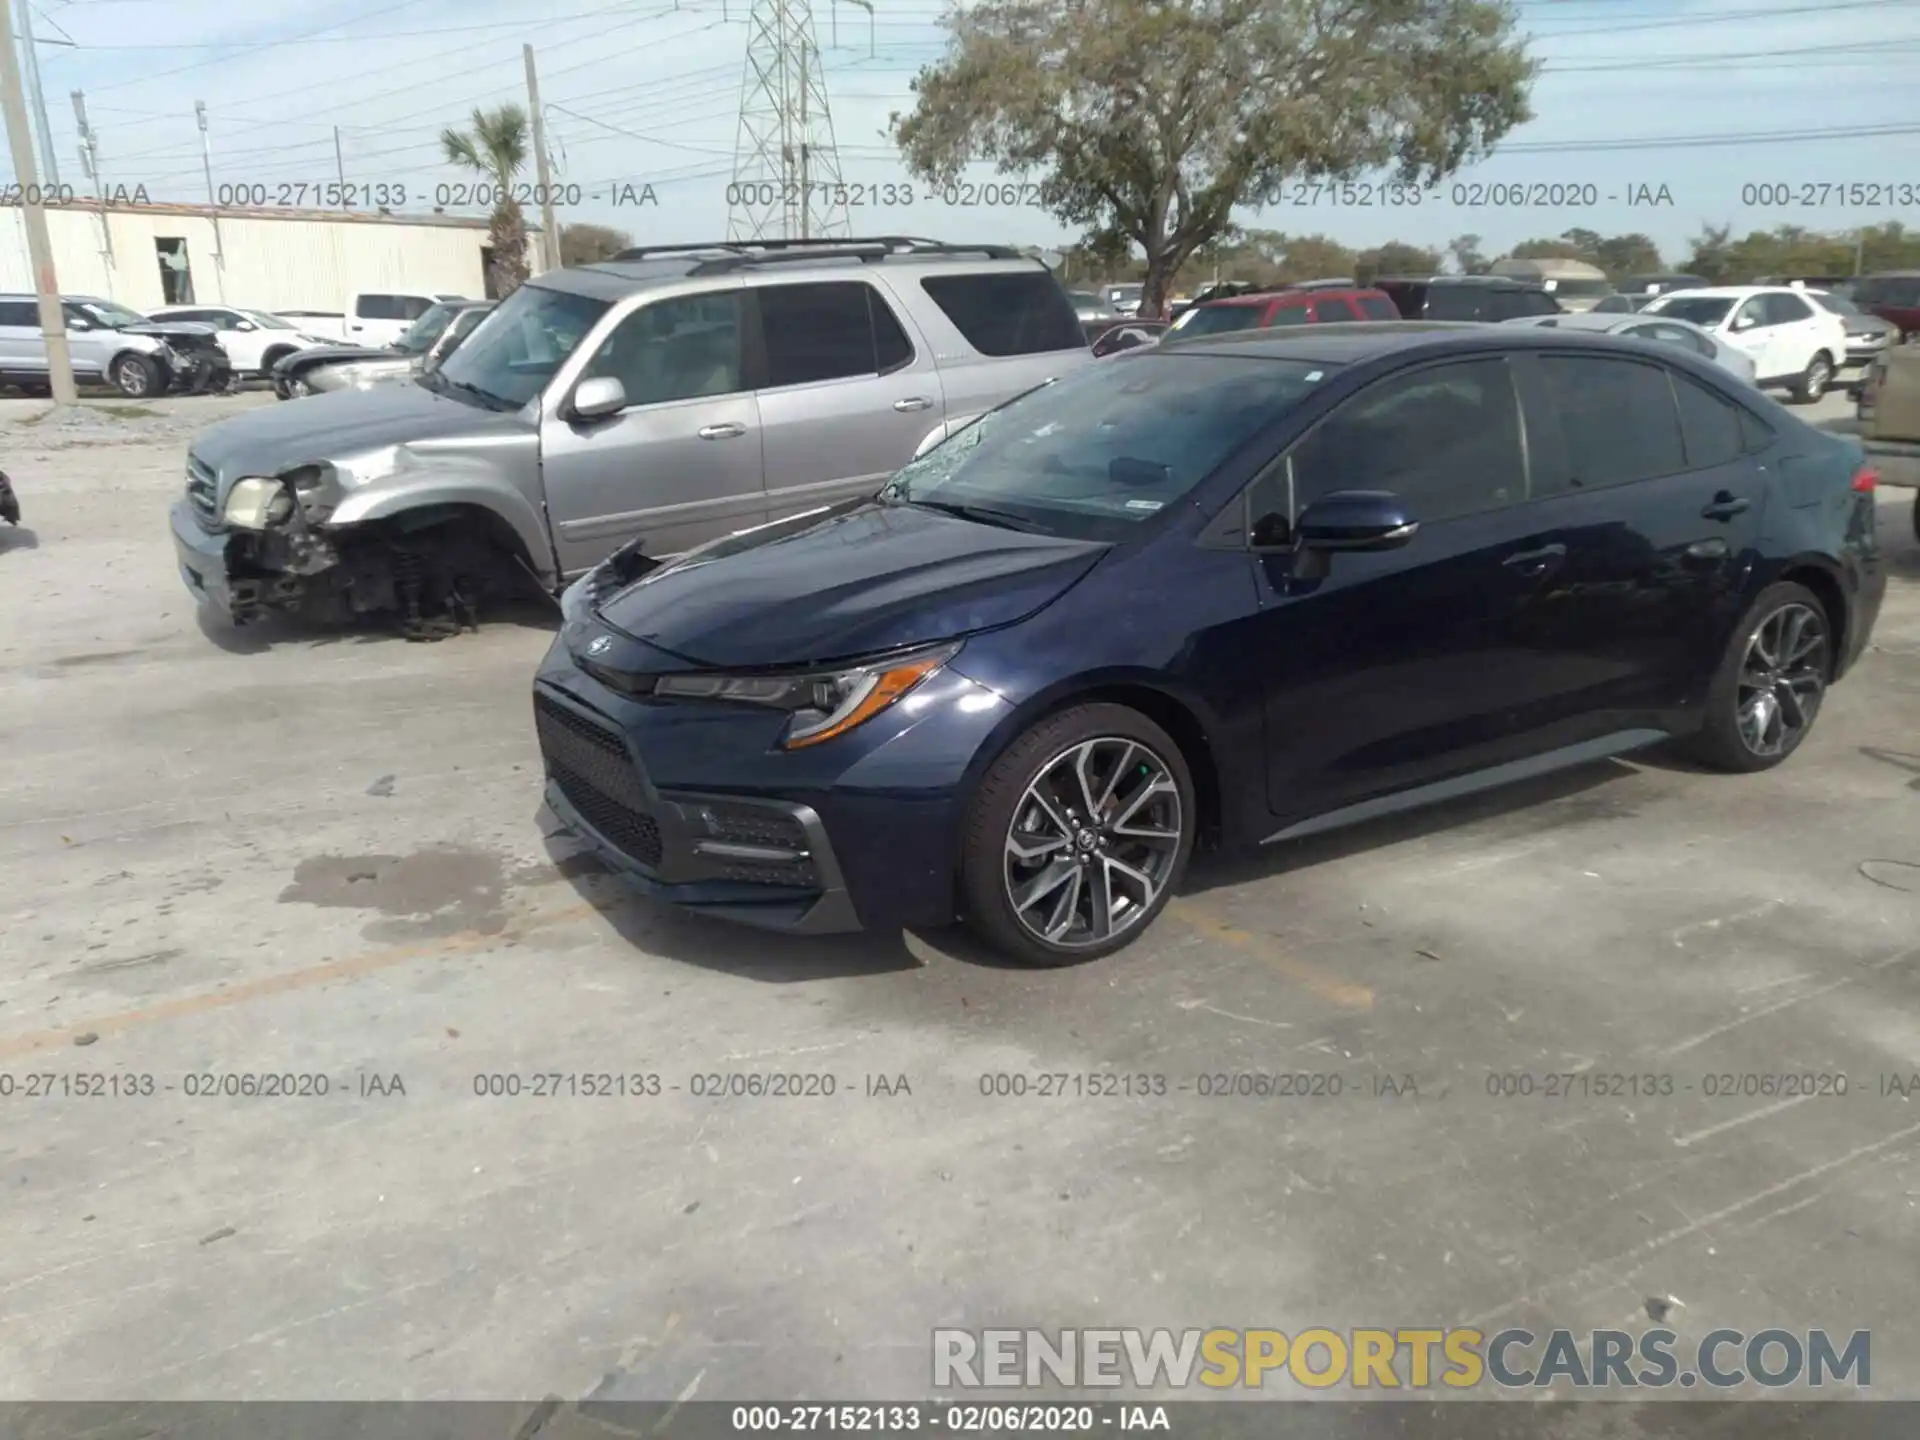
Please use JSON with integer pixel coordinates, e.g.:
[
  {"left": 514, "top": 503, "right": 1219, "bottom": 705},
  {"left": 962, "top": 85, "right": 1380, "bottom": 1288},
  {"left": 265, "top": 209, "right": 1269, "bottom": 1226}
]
[
  {"left": 1790, "top": 351, "right": 1833, "bottom": 404},
  {"left": 112, "top": 353, "right": 159, "bottom": 398},
  {"left": 1681, "top": 581, "right": 1832, "bottom": 773},
  {"left": 960, "top": 703, "right": 1195, "bottom": 965}
]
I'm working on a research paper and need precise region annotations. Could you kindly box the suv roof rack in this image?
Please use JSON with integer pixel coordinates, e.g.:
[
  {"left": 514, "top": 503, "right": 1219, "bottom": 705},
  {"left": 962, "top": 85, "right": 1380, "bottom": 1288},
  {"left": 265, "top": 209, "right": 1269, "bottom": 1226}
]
[
  {"left": 607, "top": 235, "right": 1031, "bottom": 274},
  {"left": 1288, "top": 277, "right": 1360, "bottom": 290}
]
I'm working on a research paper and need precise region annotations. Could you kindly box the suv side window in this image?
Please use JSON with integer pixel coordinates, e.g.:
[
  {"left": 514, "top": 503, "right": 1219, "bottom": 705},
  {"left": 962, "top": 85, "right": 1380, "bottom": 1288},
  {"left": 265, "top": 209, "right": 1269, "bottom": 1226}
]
[
  {"left": 584, "top": 291, "right": 744, "bottom": 407},
  {"left": 917, "top": 272, "right": 1086, "bottom": 356},
  {"left": 1289, "top": 358, "right": 1526, "bottom": 523},
  {"left": 758, "top": 282, "right": 879, "bottom": 386},
  {"left": 1525, "top": 290, "right": 1561, "bottom": 316},
  {"left": 1309, "top": 297, "right": 1361, "bottom": 322},
  {"left": 1420, "top": 286, "right": 1488, "bottom": 322},
  {"left": 1537, "top": 355, "right": 1686, "bottom": 491},
  {"left": 1266, "top": 303, "right": 1309, "bottom": 326},
  {"left": 355, "top": 294, "right": 403, "bottom": 320},
  {"left": 0, "top": 300, "right": 40, "bottom": 327},
  {"left": 1670, "top": 371, "right": 1744, "bottom": 469},
  {"left": 399, "top": 295, "right": 436, "bottom": 321},
  {"left": 1763, "top": 292, "right": 1812, "bottom": 324},
  {"left": 1355, "top": 294, "right": 1399, "bottom": 320},
  {"left": 1732, "top": 297, "right": 1770, "bottom": 329}
]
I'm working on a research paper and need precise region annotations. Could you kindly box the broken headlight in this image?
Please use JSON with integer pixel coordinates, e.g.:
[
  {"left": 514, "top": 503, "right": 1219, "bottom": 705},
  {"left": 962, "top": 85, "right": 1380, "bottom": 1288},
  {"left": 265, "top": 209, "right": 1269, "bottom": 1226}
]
[
  {"left": 654, "top": 641, "right": 961, "bottom": 750},
  {"left": 224, "top": 477, "right": 294, "bottom": 529}
]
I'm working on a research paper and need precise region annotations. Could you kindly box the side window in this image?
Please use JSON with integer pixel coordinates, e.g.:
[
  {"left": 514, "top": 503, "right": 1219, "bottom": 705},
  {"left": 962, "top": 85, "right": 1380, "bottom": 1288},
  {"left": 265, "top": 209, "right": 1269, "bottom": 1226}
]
[
  {"left": 1265, "top": 304, "right": 1309, "bottom": 327},
  {"left": 1537, "top": 355, "right": 1686, "bottom": 491},
  {"left": 1309, "top": 298, "right": 1361, "bottom": 322},
  {"left": 1670, "top": 371, "right": 1744, "bottom": 469},
  {"left": 758, "top": 282, "right": 881, "bottom": 386},
  {"left": 1485, "top": 291, "right": 1524, "bottom": 322},
  {"left": 1732, "top": 297, "right": 1769, "bottom": 330},
  {"left": 871, "top": 288, "right": 915, "bottom": 373},
  {"left": 1289, "top": 358, "right": 1526, "bottom": 522},
  {"left": 1739, "top": 409, "right": 1774, "bottom": 454},
  {"left": 1764, "top": 292, "right": 1811, "bottom": 324},
  {"left": 0, "top": 300, "right": 41, "bottom": 326},
  {"left": 355, "top": 294, "right": 401, "bottom": 320},
  {"left": 1355, "top": 294, "right": 1399, "bottom": 321},
  {"left": 917, "top": 272, "right": 1086, "bottom": 356},
  {"left": 1527, "top": 290, "right": 1561, "bottom": 315},
  {"left": 584, "top": 291, "right": 744, "bottom": 407},
  {"left": 399, "top": 296, "right": 437, "bottom": 321},
  {"left": 1886, "top": 279, "right": 1920, "bottom": 306}
]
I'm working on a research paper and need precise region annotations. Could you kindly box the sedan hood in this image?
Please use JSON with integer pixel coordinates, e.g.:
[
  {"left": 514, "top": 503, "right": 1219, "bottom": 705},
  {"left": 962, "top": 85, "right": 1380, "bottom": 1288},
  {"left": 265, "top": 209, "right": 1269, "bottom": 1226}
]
[
  {"left": 276, "top": 343, "right": 395, "bottom": 373},
  {"left": 596, "top": 499, "right": 1109, "bottom": 669},
  {"left": 119, "top": 320, "right": 216, "bottom": 342},
  {"left": 191, "top": 378, "right": 527, "bottom": 478}
]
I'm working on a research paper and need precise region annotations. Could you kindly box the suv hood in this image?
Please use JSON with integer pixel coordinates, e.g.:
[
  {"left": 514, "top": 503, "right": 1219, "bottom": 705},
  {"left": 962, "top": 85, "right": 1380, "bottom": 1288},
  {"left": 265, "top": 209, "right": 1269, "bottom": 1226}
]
[
  {"left": 191, "top": 379, "right": 528, "bottom": 479},
  {"left": 595, "top": 499, "right": 1109, "bottom": 668}
]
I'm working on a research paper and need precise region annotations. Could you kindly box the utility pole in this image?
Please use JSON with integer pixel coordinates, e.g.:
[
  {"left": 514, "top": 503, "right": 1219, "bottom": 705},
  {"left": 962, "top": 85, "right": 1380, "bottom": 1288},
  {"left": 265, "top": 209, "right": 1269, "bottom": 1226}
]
[
  {"left": 523, "top": 45, "right": 559, "bottom": 272},
  {"left": 71, "top": 89, "right": 112, "bottom": 279},
  {"left": 194, "top": 99, "right": 224, "bottom": 299},
  {"left": 727, "top": 0, "right": 849, "bottom": 240},
  {"left": 1854, "top": 229, "right": 1866, "bottom": 277},
  {"left": 333, "top": 125, "right": 346, "bottom": 208},
  {"left": 0, "top": 0, "right": 75, "bottom": 403},
  {"left": 15, "top": 0, "right": 56, "bottom": 185},
  {"left": 797, "top": 40, "right": 809, "bottom": 239}
]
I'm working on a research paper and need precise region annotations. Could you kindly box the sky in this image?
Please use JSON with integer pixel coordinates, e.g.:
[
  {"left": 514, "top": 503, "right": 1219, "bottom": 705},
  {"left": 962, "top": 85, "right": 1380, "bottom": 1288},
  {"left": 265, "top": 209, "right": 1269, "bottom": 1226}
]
[{"left": 7, "top": 0, "right": 1919, "bottom": 267}]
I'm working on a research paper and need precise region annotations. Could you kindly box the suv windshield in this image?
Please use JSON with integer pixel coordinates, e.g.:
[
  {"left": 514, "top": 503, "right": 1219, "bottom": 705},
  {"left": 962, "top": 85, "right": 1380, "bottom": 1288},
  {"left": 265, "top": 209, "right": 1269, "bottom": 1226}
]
[
  {"left": 70, "top": 300, "right": 146, "bottom": 329},
  {"left": 1172, "top": 305, "right": 1267, "bottom": 337},
  {"left": 240, "top": 309, "right": 297, "bottom": 330},
  {"left": 1649, "top": 296, "right": 1735, "bottom": 326},
  {"left": 432, "top": 284, "right": 607, "bottom": 408},
  {"left": 882, "top": 355, "right": 1336, "bottom": 541}
]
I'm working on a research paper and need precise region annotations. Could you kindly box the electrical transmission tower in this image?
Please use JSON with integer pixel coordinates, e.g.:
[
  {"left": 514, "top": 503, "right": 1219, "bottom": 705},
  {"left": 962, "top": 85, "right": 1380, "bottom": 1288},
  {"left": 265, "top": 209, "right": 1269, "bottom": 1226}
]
[{"left": 728, "top": 0, "right": 851, "bottom": 241}]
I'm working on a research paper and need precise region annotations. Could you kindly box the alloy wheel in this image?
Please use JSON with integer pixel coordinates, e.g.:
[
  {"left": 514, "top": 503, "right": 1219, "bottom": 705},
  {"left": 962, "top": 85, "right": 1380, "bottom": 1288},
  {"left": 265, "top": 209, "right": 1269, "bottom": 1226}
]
[
  {"left": 1736, "top": 602, "right": 1828, "bottom": 758},
  {"left": 115, "top": 358, "right": 150, "bottom": 396},
  {"left": 1804, "top": 357, "right": 1830, "bottom": 399},
  {"left": 1003, "top": 736, "right": 1183, "bottom": 949}
]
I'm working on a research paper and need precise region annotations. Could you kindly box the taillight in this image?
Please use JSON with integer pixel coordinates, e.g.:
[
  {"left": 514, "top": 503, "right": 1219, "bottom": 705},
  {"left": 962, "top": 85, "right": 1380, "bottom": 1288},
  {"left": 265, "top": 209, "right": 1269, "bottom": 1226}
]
[{"left": 1852, "top": 465, "right": 1878, "bottom": 493}]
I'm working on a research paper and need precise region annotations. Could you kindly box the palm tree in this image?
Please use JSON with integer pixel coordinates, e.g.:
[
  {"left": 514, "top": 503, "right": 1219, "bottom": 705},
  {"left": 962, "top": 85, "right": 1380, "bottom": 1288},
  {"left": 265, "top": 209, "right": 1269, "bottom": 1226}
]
[{"left": 442, "top": 104, "right": 532, "bottom": 297}]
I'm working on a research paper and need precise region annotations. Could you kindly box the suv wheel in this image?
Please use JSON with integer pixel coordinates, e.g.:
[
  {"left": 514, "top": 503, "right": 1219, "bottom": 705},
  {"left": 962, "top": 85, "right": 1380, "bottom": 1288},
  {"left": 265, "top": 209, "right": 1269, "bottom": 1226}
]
[
  {"left": 960, "top": 703, "right": 1195, "bottom": 965},
  {"left": 112, "top": 353, "right": 159, "bottom": 398},
  {"left": 1791, "top": 352, "right": 1833, "bottom": 404},
  {"left": 1682, "top": 581, "right": 1831, "bottom": 773}
]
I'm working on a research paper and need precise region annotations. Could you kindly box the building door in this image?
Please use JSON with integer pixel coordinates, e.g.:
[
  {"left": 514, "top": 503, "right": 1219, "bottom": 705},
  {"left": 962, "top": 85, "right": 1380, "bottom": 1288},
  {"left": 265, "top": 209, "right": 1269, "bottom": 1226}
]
[{"left": 155, "top": 238, "right": 195, "bottom": 304}]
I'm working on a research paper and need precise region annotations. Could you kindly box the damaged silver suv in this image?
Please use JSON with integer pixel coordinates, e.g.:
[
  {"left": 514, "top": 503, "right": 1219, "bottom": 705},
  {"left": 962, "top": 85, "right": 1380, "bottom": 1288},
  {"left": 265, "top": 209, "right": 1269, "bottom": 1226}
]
[{"left": 169, "top": 237, "right": 1092, "bottom": 639}]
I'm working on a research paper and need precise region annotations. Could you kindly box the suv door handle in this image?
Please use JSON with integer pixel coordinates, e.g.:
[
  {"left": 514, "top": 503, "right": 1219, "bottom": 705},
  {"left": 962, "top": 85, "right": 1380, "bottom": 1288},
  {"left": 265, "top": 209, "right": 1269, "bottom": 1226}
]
[
  {"left": 1502, "top": 542, "right": 1566, "bottom": 571},
  {"left": 893, "top": 397, "right": 933, "bottom": 412},
  {"left": 1701, "top": 492, "right": 1750, "bottom": 520},
  {"left": 698, "top": 422, "right": 747, "bottom": 440}
]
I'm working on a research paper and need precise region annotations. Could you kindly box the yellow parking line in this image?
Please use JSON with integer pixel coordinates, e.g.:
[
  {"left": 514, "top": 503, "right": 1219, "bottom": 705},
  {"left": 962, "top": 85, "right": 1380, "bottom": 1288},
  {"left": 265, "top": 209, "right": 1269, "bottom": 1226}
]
[
  {"left": 0, "top": 898, "right": 608, "bottom": 1063},
  {"left": 1165, "top": 899, "right": 1375, "bottom": 1010}
]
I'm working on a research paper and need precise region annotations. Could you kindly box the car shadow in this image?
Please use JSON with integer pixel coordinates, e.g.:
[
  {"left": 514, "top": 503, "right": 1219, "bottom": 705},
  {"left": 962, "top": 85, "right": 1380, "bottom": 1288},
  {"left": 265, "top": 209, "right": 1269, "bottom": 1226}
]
[
  {"left": 0, "top": 525, "right": 39, "bottom": 553},
  {"left": 1180, "top": 758, "right": 1635, "bottom": 897},
  {"left": 537, "top": 813, "right": 922, "bottom": 981},
  {"left": 193, "top": 596, "right": 560, "bottom": 653},
  {"left": 1858, "top": 745, "right": 1920, "bottom": 792}
]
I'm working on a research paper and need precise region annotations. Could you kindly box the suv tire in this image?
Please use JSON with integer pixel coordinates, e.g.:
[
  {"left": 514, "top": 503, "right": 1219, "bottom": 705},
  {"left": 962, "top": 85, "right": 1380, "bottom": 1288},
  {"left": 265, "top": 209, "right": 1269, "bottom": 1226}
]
[
  {"left": 112, "top": 353, "right": 160, "bottom": 398},
  {"left": 1682, "top": 581, "right": 1832, "bottom": 773},
  {"left": 960, "top": 702, "right": 1195, "bottom": 966},
  {"left": 1790, "top": 351, "right": 1833, "bottom": 404}
]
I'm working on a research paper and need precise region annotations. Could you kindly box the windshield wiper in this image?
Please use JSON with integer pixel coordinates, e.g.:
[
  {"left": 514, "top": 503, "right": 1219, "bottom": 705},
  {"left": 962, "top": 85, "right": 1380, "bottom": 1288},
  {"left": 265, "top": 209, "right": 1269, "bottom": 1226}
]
[
  {"left": 907, "top": 498, "right": 1049, "bottom": 533},
  {"left": 436, "top": 375, "right": 511, "bottom": 410}
]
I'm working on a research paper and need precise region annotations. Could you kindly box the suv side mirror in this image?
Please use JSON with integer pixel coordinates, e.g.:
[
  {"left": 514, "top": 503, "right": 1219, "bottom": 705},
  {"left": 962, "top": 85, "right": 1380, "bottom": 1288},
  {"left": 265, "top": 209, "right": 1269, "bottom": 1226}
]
[
  {"left": 67, "top": 317, "right": 92, "bottom": 331},
  {"left": 1295, "top": 490, "right": 1417, "bottom": 552},
  {"left": 234, "top": 319, "right": 255, "bottom": 331},
  {"left": 570, "top": 375, "right": 627, "bottom": 420},
  {"left": 1731, "top": 314, "right": 1756, "bottom": 331}
]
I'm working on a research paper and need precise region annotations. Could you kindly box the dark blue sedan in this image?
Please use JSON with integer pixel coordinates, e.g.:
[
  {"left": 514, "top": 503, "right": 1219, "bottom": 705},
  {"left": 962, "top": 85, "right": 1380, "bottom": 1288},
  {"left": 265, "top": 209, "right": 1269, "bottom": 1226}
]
[{"left": 534, "top": 323, "right": 1886, "bottom": 965}]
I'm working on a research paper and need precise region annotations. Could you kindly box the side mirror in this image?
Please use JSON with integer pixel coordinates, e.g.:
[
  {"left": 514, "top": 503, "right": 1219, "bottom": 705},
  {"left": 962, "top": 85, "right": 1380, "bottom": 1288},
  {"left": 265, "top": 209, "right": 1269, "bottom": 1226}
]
[
  {"left": 234, "top": 320, "right": 255, "bottom": 332},
  {"left": 1294, "top": 490, "right": 1418, "bottom": 552},
  {"left": 570, "top": 375, "right": 627, "bottom": 420},
  {"left": 1731, "top": 314, "right": 1755, "bottom": 331},
  {"left": 67, "top": 318, "right": 92, "bottom": 331}
]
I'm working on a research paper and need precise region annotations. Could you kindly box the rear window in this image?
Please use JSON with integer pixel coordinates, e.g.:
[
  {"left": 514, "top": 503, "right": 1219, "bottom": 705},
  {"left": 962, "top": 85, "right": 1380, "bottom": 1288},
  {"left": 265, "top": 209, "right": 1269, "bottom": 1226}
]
[
  {"left": 1420, "top": 287, "right": 1489, "bottom": 321},
  {"left": 1174, "top": 305, "right": 1267, "bottom": 337},
  {"left": 918, "top": 273, "right": 1087, "bottom": 356},
  {"left": 1355, "top": 295, "right": 1398, "bottom": 320}
]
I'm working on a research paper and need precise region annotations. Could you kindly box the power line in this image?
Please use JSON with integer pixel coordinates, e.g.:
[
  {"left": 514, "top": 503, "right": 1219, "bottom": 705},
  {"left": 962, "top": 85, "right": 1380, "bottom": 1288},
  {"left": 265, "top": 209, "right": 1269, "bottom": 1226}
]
[{"left": 79, "top": 0, "right": 447, "bottom": 92}]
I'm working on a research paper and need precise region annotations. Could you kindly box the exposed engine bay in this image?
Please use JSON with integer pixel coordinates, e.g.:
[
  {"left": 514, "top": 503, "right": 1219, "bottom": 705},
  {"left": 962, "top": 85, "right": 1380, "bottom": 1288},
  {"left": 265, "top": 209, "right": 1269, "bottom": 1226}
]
[{"left": 125, "top": 321, "right": 234, "bottom": 395}]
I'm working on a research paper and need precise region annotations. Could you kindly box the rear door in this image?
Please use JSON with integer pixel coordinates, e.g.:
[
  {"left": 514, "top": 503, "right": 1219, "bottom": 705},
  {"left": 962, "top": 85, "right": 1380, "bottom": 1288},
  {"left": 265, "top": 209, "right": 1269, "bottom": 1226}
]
[
  {"left": 540, "top": 286, "right": 765, "bottom": 572},
  {"left": 912, "top": 269, "right": 1091, "bottom": 434},
  {"left": 0, "top": 298, "right": 50, "bottom": 376},
  {"left": 749, "top": 279, "right": 945, "bottom": 522}
]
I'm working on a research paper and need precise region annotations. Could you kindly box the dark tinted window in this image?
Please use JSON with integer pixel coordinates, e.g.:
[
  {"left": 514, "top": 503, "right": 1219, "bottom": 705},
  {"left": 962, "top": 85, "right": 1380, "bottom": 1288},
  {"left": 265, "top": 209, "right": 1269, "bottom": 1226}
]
[
  {"left": 1739, "top": 409, "right": 1774, "bottom": 453},
  {"left": 1762, "top": 292, "right": 1812, "bottom": 324},
  {"left": 918, "top": 272, "right": 1086, "bottom": 355},
  {"left": 1266, "top": 305, "right": 1309, "bottom": 326},
  {"left": 1671, "top": 371, "right": 1744, "bottom": 468},
  {"left": 355, "top": 294, "right": 404, "bottom": 320},
  {"left": 400, "top": 295, "right": 436, "bottom": 320},
  {"left": 872, "top": 289, "right": 914, "bottom": 372},
  {"left": 1355, "top": 294, "right": 1399, "bottom": 320},
  {"left": 584, "top": 290, "right": 743, "bottom": 407},
  {"left": 1656, "top": 296, "right": 1735, "bottom": 327},
  {"left": 0, "top": 300, "right": 39, "bottom": 326},
  {"left": 1538, "top": 355, "right": 1686, "bottom": 490},
  {"left": 759, "top": 282, "right": 878, "bottom": 386},
  {"left": 1485, "top": 291, "right": 1531, "bottom": 322},
  {"left": 1375, "top": 282, "right": 1425, "bottom": 318},
  {"left": 1420, "top": 286, "right": 1488, "bottom": 321},
  {"left": 1310, "top": 298, "right": 1361, "bottom": 322},
  {"left": 1526, "top": 290, "right": 1562, "bottom": 315},
  {"left": 1291, "top": 358, "right": 1525, "bottom": 522}
]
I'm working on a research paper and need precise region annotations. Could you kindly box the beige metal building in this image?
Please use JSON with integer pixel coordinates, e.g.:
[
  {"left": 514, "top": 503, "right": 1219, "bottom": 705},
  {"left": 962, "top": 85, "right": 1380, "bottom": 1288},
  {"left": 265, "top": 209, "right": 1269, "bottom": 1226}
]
[{"left": 0, "top": 201, "right": 540, "bottom": 312}]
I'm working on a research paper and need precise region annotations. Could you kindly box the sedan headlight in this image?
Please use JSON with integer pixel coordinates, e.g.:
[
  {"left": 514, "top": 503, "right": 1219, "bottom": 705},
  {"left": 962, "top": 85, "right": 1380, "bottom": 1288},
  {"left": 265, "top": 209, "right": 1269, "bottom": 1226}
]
[
  {"left": 224, "top": 476, "right": 294, "bottom": 529},
  {"left": 654, "top": 641, "right": 961, "bottom": 749}
]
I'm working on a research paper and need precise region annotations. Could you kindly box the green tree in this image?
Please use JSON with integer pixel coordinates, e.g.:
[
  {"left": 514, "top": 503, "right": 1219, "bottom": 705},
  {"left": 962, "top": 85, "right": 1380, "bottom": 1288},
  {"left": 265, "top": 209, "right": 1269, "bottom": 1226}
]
[
  {"left": 1592, "top": 233, "right": 1663, "bottom": 281},
  {"left": 1682, "top": 223, "right": 1736, "bottom": 284},
  {"left": 1447, "top": 233, "right": 1488, "bottom": 275},
  {"left": 891, "top": 0, "right": 1537, "bottom": 317},
  {"left": 1508, "top": 234, "right": 1591, "bottom": 262},
  {"left": 559, "top": 222, "right": 633, "bottom": 266},
  {"left": 1355, "top": 241, "right": 1442, "bottom": 284},
  {"left": 442, "top": 104, "right": 532, "bottom": 298}
]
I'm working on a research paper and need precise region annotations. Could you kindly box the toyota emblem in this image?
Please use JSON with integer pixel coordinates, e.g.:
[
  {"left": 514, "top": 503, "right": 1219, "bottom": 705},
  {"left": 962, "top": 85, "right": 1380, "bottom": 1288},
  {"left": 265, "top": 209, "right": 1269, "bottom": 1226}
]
[{"left": 585, "top": 635, "right": 613, "bottom": 657}]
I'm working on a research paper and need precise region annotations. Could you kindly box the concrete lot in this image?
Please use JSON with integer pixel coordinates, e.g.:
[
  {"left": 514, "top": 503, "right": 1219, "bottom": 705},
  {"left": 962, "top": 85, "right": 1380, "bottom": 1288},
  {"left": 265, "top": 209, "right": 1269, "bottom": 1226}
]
[{"left": 1, "top": 389, "right": 1917, "bottom": 1415}]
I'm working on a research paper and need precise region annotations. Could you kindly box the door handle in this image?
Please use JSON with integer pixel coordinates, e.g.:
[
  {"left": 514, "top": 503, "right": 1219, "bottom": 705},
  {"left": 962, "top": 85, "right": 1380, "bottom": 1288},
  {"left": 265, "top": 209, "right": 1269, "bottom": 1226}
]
[
  {"left": 893, "top": 397, "right": 933, "bottom": 412},
  {"left": 1701, "top": 492, "right": 1750, "bottom": 520},
  {"left": 698, "top": 422, "right": 747, "bottom": 440},
  {"left": 1502, "top": 542, "right": 1566, "bottom": 570}
]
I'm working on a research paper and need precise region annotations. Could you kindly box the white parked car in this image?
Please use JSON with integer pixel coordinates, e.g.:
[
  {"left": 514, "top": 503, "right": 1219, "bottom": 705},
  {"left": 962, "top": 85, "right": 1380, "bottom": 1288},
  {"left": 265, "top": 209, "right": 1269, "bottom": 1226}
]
[
  {"left": 1502, "top": 309, "right": 1758, "bottom": 386},
  {"left": 1642, "top": 286, "right": 1848, "bottom": 403},
  {"left": 147, "top": 305, "right": 339, "bottom": 379},
  {"left": 269, "top": 292, "right": 469, "bottom": 348}
]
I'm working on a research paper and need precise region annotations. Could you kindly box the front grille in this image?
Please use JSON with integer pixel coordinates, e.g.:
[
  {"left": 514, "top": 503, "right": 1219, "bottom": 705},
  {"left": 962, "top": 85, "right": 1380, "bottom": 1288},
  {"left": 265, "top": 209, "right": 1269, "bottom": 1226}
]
[
  {"left": 683, "top": 799, "right": 817, "bottom": 889},
  {"left": 185, "top": 455, "right": 218, "bottom": 526},
  {"left": 534, "top": 693, "right": 663, "bottom": 868}
]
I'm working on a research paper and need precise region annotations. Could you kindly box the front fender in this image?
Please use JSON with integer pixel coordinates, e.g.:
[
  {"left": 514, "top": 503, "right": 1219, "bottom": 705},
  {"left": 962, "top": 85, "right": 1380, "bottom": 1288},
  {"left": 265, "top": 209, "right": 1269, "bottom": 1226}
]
[{"left": 327, "top": 473, "right": 558, "bottom": 587}]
